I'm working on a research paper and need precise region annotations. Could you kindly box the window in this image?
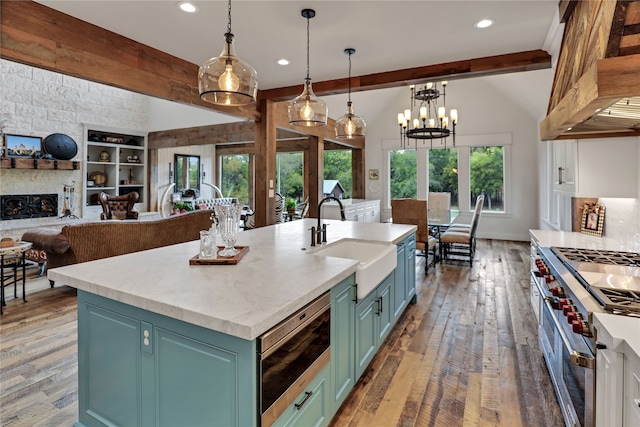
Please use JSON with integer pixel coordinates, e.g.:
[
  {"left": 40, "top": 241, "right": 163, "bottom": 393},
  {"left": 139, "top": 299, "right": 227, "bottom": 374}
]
[
  {"left": 389, "top": 149, "right": 417, "bottom": 199},
  {"left": 220, "top": 154, "right": 250, "bottom": 204},
  {"left": 469, "top": 146, "right": 504, "bottom": 211},
  {"left": 324, "top": 150, "right": 352, "bottom": 198},
  {"left": 276, "top": 152, "right": 304, "bottom": 201},
  {"left": 428, "top": 148, "right": 458, "bottom": 210}
]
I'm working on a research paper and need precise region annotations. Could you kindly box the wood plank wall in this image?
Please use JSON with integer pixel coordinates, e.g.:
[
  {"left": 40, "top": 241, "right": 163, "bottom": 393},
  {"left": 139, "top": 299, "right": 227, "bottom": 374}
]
[{"left": 547, "top": 0, "right": 640, "bottom": 114}]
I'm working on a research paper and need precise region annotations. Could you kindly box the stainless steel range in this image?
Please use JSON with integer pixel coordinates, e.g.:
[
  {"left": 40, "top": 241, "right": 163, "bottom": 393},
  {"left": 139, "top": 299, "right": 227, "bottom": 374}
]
[{"left": 532, "top": 246, "right": 640, "bottom": 427}]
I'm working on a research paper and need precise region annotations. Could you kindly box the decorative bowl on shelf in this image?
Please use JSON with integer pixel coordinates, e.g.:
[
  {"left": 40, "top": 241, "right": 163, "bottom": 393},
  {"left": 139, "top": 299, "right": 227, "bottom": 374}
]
[{"left": 90, "top": 171, "right": 107, "bottom": 186}]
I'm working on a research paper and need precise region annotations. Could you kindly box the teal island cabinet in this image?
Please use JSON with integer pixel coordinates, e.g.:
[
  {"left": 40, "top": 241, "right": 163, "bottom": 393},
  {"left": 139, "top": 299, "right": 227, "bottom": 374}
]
[{"left": 49, "top": 219, "right": 417, "bottom": 427}]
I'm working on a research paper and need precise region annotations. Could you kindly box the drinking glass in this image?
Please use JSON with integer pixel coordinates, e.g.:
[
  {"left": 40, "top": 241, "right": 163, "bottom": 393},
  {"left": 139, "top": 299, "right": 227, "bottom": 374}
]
[
  {"left": 199, "top": 230, "right": 215, "bottom": 259},
  {"left": 214, "top": 203, "right": 243, "bottom": 257}
]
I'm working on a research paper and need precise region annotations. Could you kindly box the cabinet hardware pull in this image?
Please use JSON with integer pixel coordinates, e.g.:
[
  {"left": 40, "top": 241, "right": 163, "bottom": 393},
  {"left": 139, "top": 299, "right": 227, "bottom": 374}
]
[
  {"left": 295, "top": 391, "right": 313, "bottom": 410},
  {"left": 558, "top": 167, "right": 564, "bottom": 185},
  {"left": 379, "top": 297, "right": 383, "bottom": 314}
]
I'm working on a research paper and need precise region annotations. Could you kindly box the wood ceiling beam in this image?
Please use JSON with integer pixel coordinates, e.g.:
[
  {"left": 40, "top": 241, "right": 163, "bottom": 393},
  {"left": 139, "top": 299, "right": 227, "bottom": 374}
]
[
  {"left": 259, "top": 50, "right": 552, "bottom": 101},
  {"left": 0, "top": 1, "right": 260, "bottom": 121}
]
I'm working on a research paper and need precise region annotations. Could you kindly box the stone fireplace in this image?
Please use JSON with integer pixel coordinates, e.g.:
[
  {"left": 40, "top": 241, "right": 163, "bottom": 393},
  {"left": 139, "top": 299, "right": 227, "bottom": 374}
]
[{"left": 1, "top": 194, "right": 59, "bottom": 221}]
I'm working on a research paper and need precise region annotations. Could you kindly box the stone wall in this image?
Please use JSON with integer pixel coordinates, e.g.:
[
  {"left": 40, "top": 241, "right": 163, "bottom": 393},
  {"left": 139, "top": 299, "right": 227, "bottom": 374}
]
[{"left": 0, "top": 59, "right": 148, "bottom": 239}]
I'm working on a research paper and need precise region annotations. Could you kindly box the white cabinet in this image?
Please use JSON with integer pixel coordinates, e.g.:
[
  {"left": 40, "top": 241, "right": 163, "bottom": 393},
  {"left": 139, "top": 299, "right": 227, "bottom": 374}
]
[
  {"left": 323, "top": 199, "right": 380, "bottom": 223},
  {"left": 83, "top": 125, "right": 148, "bottom": 218},
  {"left": 593, "top": 313, "right": 640, "bottom": 427},
  {"left": 553, "top": 139, "right": 576, "bottom": 193},
  {"left": 594, "top": 321, "right": 624, "bottom": 427},
  {"left": 624, "top": 350, "right": 640, "bottom": 427},
  {"left": 552, "top": 138, "right": 638, "bottom": 198}
]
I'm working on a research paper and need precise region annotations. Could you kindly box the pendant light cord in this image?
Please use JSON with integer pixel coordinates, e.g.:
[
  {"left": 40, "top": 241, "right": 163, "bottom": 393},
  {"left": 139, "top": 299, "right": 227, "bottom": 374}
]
[
  {"left": 306, "top": 15, "right": 311, "bottom": 81},
  {"left": 348, "top": 52, "right": 352, "bottom": 103},
  {"left": 227, "top": 0, "right": 232, "bottom": 34}
]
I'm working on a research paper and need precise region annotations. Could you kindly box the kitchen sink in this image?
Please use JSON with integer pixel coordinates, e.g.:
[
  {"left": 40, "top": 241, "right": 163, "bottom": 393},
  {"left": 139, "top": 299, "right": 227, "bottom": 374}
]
[{"left": 310, "top": 239, "right": 397, "bottom": 299}]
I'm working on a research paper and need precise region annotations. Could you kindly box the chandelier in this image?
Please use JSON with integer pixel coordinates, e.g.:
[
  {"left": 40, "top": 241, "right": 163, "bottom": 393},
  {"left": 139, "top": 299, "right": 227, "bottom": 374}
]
[
  {"left": 397, "top": 81, "right": 458, "bottom": 148},
  {"left": 198, "top": 0, "right": 258, "bottom": 106}
]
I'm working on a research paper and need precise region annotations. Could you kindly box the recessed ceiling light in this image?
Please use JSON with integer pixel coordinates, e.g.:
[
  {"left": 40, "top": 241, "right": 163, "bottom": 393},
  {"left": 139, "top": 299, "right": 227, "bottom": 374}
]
[
  {"left": 475, "top": 19, "right": 494, "bottom": 29},
  {"left": 178, "top": 2, "right": 198, "bottom": 13},
  {"left": 277, "top": 59, "right": 290, "bottom": 66}
]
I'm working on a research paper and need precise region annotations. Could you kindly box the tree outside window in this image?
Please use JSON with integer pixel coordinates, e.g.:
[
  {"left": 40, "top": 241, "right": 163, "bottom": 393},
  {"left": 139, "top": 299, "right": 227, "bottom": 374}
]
[
  {"left": 390, "top": 149, "right": 417, "bottom": 199},
  {"left": 428, "top": 148, "right": 459, "bottom": 210},
  {"left": 220, "top": 154, "right": 249, "bottom": 204},
  {"left": 324, "top": 150, "right": 352, "bottom": 198},
  {"left": 276, "top": 152, "right": 304, "bottom": 202},
  {"left": 470, "top": 146, "right": 504, "bottom": 211}
]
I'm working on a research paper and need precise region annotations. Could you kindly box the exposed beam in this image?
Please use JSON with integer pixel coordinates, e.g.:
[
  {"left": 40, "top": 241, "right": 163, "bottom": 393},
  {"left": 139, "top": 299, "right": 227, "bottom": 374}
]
[
  {"left": 0, "top": 0, "right": 260, "bottom": 121},
  {"left": 148, "top": 122, "right": 256, "bottom": 149},
  {"left": 259, "top": 50, "right": 552, "bottom": 101}
]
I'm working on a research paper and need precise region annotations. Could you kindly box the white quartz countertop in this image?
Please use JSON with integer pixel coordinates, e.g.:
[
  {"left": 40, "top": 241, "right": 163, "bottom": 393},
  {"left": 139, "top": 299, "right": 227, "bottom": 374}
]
[
  {"left": 529, "top": 229, "right": 624, "bottom": 251},
  {"left": 48, "top": 219, "right": 416, "bottom": 341},
  {"left": 593, "top": 312, "right": 640, "bottom": 359}
]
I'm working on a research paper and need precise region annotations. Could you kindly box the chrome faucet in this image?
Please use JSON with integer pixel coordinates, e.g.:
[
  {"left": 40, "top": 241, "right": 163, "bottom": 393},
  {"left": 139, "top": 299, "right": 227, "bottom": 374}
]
[{"left": 311, "top": 196, "right": 346, "bottom": 245}]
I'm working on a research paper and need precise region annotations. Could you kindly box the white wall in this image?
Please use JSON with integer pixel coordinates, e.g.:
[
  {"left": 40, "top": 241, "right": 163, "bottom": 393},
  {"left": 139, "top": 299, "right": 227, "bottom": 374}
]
[
  {"left": 361, "top": 73, "right": 547, "bottom": 241},
  {"left": 0, "top": 59, "right": 148, "bottom": 238}
]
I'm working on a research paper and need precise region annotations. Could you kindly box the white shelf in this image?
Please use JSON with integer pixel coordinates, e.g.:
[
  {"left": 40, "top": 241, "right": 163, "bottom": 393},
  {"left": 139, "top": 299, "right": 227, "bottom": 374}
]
[{"left": 83, "top": 124, "right": 148, "bottom": 217}]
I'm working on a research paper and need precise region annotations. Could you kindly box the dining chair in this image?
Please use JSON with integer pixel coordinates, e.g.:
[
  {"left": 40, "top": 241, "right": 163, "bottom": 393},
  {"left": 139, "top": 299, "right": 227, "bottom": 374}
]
[
  {"left": 293, "top": 198, "right": 310, "bottom": 220},
  {"left": 448, "top": 195, "right": 485, "bottom": 233},
  {"left": 391, "top": 198, "right": 438, "bottom": 274},
  {"left": 275, "top": 192, "right": 285, "bottom": 223},
  {"left": 428, "top": 192, "right": 451, "bottom": 211},
  {"left": 439, "top": 195, "right": 484, "bottom": 265}
]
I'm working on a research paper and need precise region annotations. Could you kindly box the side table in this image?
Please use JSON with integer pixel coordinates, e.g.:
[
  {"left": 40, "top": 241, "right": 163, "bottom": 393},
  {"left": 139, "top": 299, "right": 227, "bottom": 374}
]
[{"left": 1, "top": 241, "right": 32, "bottom": 314}]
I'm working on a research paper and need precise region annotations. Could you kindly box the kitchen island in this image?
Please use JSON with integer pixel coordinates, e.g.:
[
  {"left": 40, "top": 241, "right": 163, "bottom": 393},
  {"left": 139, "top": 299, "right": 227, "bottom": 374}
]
[{"left": 49, "top": 219, "right": 416, "bottom": 427}]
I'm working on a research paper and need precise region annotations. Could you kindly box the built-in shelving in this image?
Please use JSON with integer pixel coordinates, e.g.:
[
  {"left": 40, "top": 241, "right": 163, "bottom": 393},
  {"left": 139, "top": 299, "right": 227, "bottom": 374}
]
[{"left": 83, "top": 125, "right": 148, "bottom": 218}]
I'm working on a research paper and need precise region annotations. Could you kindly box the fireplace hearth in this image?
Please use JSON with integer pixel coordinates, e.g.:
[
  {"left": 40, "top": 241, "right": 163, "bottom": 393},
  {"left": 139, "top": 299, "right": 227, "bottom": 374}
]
[{"left": 1, "top": 194, "right": 58, "bottom": 220}]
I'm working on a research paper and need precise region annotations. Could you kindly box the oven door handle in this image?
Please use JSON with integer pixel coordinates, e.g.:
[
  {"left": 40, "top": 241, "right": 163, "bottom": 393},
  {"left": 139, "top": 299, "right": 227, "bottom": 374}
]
[{"left": 543, "top": 297, "right": 595, "bottom": 369}]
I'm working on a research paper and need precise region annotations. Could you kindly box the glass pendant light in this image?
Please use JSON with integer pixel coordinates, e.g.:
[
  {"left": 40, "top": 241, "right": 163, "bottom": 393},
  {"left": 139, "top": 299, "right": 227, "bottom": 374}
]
[
  {"left": 288, "top": 9, "right": 328, "bottom": 127},
  {"left": 336, "top": 48, "right": 366, "bottom": 139},
  {"left": 198, "top": 0, "right": 258, "bottom": 106}
]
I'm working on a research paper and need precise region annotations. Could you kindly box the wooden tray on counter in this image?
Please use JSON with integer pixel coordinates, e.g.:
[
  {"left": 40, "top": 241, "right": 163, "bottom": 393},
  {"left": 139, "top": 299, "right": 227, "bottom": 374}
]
[{"left": 189, "top": 246, "right": 249, "bottom": 265}]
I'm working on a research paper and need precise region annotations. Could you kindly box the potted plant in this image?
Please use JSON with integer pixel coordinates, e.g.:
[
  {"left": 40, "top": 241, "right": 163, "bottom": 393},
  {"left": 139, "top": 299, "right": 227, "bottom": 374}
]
[
  {"left": 285, "top": 198, "right": 297, "bottom": 217},
  {"left": 171, "top": 201, "right": 194, "bottom": 215}
]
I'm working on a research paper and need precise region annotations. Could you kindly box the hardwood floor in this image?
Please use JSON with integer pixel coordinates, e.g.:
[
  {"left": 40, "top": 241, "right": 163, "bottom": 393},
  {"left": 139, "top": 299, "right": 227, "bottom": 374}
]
[{"left": 0, "top": 239, "right": 564, "bottom": 427}]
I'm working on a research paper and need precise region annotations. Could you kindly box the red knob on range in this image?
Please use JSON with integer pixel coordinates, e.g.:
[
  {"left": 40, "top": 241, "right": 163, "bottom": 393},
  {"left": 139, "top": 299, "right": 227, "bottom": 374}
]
[
  {"left": 562, "top": 305, "right": 575, "bottom": 316},
  {"left": 572, "top": 320, "right": 592, "bottom": 337},
  {"left": 550, "top": 287, "right": 565, "bottom": 297},
  {"left": 539, "top": 267, "right": 549, "bottom": 275},
  {"left": 567, "top": 312, "right": 578, "bottom": 323},
  {"left": 558, "top": 299, "right": 570, "bottom": 310},
  {"left": 545, "top": 275, "right": 555, "bottom": 283}
]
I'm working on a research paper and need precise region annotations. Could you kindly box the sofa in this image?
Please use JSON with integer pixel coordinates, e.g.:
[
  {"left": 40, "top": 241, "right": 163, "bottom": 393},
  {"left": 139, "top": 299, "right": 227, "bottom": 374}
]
[{"left": 22, "top": 209, "right": 214, "bottom": 286}]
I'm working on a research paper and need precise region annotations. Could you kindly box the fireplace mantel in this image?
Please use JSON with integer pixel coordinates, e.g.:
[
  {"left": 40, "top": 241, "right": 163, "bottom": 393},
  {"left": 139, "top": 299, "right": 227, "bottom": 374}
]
[{"left": 0, "top": 158, "right": 79, "bottom": 170}]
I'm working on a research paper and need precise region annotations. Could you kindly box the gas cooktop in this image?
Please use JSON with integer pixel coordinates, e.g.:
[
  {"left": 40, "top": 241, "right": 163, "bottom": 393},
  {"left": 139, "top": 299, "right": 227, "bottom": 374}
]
[{"left": 551, "top": 247, "right": 640, "bottom": 317}]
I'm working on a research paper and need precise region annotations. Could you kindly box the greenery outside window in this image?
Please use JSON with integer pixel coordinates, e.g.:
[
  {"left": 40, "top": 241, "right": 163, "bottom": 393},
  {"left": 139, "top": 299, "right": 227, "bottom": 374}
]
[
  {"left": 220, "top": 154, "right": 249, "bottom": 204},
  {"left": 324, "top": 150, "right": 352, "bottom": 198},
  {"left": 390, "top": 149, "right": 417, "bottom": 199},
  {"left": 276, "top": 152, "right": 304, "bottom": 202},
  {"left": 470, "top": 146, "right": 504, "bottom": 211},
  {"left": 428, "top": 148, "right": 459, "bottom": 210}
]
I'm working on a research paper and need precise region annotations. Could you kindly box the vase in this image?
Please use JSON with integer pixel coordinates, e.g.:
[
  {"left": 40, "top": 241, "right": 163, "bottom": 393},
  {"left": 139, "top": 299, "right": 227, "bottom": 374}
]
[{"left": 214, "top": 203, "right": 243, "bottom": 257}]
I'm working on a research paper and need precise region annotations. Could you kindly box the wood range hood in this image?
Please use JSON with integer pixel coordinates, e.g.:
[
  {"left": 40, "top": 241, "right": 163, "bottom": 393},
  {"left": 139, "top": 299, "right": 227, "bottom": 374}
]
[{"left": 540, "top": 0, "right": 640, "bottom": 140}]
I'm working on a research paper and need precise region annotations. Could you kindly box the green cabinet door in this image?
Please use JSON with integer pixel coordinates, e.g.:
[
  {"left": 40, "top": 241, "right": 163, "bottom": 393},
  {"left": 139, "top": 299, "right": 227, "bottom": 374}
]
[
  {"left": 355, "top": 290, "right": 378, "bottom": 379},
  {"left": 394, "top": 241, "right": 407, "bottom": 319},
  {"left": 377, "top": 274, "right": 394, "bottom": 344},
  {"left": 76, "top": 291, "right": 257, "bottom": 427},
  {"left": 330, "top": 274, "right": 356, "bottom": 412},
  {"left": 271, "top": 365, "right": 330, "bottom": 427},
  {"left": 354, "top": 272, "right": 395, "bottom": 379},
  {"left": 405, "top": 234, "right": 417, "bottom": 302}
]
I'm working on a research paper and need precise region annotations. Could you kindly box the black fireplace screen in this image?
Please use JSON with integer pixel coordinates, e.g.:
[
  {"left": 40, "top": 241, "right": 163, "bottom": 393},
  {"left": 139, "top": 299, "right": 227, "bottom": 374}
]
[{"left": 1, "top": 194, "right": 58, "bottom": 220}]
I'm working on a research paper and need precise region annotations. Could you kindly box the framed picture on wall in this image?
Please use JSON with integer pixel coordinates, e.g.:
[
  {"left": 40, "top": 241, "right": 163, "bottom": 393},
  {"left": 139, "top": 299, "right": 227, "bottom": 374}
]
[
  {"left": 4, "top": 134, "right": 42, "bottom": 157},
  {"left": 581, "top": 203, "right": 605, "bottom": 237}
]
